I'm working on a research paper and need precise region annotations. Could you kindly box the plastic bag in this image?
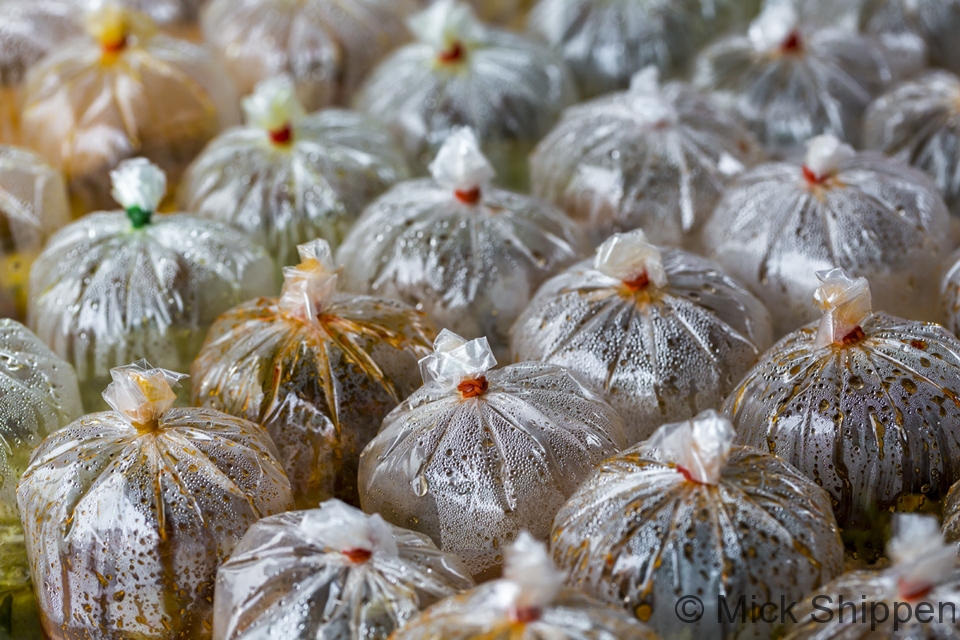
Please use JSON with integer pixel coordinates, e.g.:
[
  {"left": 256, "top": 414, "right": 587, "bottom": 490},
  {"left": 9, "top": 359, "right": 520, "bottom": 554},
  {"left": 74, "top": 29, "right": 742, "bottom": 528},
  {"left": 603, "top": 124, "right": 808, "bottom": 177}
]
[
  {"left": 17, "top": 360, "right": 294, "bottom": 640},
  {"left": 392, "top": 532, "right": 660, "bottom": 639},
  {"left": 694, "top": 4, "right": 896, "bottom": 156},
  {"left": 27, "top": 158, "right": 278, "bottom": 411},
  {"left": 213, "top": 499, "right": 474, "bottom": 640},
  {"left": 727, "top": 268, "right": 960, "bottom": 560},
  {"left": 552, "top": 409, "right": 844, "bottom": 640},
  {"left": 864, "top": 71, "right": 960, "bottom": 224},
  {"left": 192, "top": 239, "right": 435, "bottom": 509},
  {"left": 353, "top": 0, "right": 577, "bottom": 188},
  {"left": 531, "top": 67, "right": 763, "bottom": 248},
  {"left": 0, "top": 319, "right": 81, "bottom": 640},
  {"left": 527, "top": 0, "right": 762, "bottom": 99},
  {"left": 0, "top": 0, "right": 82, "bottom": 144},
  {"left": 82, "top": 0, "right": 208, "bottom": 34},
  {"left": 941, "top": 248, "right": 960, "bottom": 336},
  {"left": 20, "top": 4, "right": 240, "bottom": 213},
  {"left": 785, "top": 514, "right": 960, "bottom": 640},
  {"left": 202, "top": 0, "right": 417, "bottom": 111},
  {"left": 700, "top": 134, "right": 951, "bottom": 337},
  {"left": 179, "top": 75, "right": 410, "bottom": 269},
  {"left": 859, "top": 0, "right": 960, "bottom": 75},
  {"left": 359, "top": 329, "right": 626, "bottom": 581},
  {"left": 0, "top": 145, "right": 71, "bottom": 321},
  {"left": 337, "top": 128, "right": 588, "bottom": 361},
  {"left": 512, "top": 229, "right": 772, "bottom": 445}
]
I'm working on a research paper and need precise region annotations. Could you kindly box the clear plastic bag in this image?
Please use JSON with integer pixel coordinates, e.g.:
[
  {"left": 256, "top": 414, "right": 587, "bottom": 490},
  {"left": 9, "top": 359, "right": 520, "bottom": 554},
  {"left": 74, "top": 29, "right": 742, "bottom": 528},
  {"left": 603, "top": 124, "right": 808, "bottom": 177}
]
[
  {"left": 864, "top": 71, "right": 960, "bottom": 223},
  {"left": 20, "top": 4, "right": 240, "bottom": 213},
  {"left": 358, "top": 330, "right": 626, "bottom": 581},
  {"left": 531, "top": 67, "right": 763, "bottom": 249},
  {"left": 82, "top": 0, "right": 209, "bottom": 33},
  {"left": 202, "top": 0, "right": 417, "bottom": 111},
  {"left": 0, "top": 319, "right": 82, "bottom": 640},
  {"left": 694, "top": 4, "right": 896, "bottom": 156},
  {"left": 0, "top": 145, "right": 71, "bottom": 321},
  {"left": 859, "top": 0, "right": 960, "bottom": 75},
  {"left": 527, "top": 0, "right": 761, "bottom": 99},
  {"left": 700, "top": 135, "right": 951, "bottom": 337},
  {"left": 192, "top": 239, "right": 435, "bottom": 509},
  {"left": 353, "top": 0, "right": 578, "bottom": 188},
  {"left": 552, "top": 409, "right": 844, "bottom": 640},
  {"left": 179, "top": 76, "right": 410, "bottom": 269},
  {"left": 0, "top": 0, "right": 82, "bottom": 144},
  {"left": 27, "top": 159, "right": 279, "bottom": 411},
  {"left": 392, "top": 533, "right": 661, "bottom": 640},
  {"left": 786, "top": 514, "right": 960, "bottom": 640},
  {"left": 213, "top": 499, "right": 474, "bottom": 640},
  {"left": 728, "top": 269, "right": 960, "bottom": 560},
  {"left": 512, "top": 230, "right": 772, "bottom": 445},
  {"left": 336, "top": 128, "right": 588, "bottom": 361},
  {"left": 17, "top": 361, "right": 295, "bottom": 640}
]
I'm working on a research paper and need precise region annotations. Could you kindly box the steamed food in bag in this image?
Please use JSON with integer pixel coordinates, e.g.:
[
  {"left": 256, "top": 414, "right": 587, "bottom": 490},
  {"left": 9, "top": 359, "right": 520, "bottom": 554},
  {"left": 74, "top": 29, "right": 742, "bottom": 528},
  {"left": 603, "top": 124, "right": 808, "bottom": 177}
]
[
  {"left": 0, "top": 319, "right": 82, "bottom": 640},
  {"left": 359, "top": 330, "right": 626, "bottom": 581},
  {"left": 728, "top": 269, "right": 960, "bottom": 558},
  {"left": 192, "top": 239, "right": 434, "bottom": 509},
  {"left": 213, "top": 499, "right": 474, "bottom": 640},
  {"left": 28, "top": 158, "right": 278, "bottom": 410},
  {"left": 337, "top": 128, "right": 587, "bottom": 360},
  {"left": 17, "top": 361, "right": 295, "bottom": 640},
  {"left": 202, "top": 0, "right": 417, "bottom": 111},
  {"left": 354, "top": 0, "right": 577, "bottom": 188},
  {"left": 512, "top": 230, "right": 772, "bottom": 445},
  {"left": 20, "top": 4, "right": 240, "bottom": 212},
  {"left": 180, "top": 76, "right": 410, "bottom": 269},
  {"left": 391, "top": 533, "right": 661, "bottom": 640},
  {"left": 552, "top": 410, "right": 844, "bottom": 640},
  {"left": 701, "top": 135, "right": 951, "bottom": 337}
]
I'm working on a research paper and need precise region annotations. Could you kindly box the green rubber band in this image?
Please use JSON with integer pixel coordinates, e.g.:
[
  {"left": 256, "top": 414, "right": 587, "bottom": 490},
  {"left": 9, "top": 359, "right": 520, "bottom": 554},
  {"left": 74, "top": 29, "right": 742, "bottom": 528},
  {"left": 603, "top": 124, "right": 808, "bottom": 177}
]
[{"left": 126, "top": 206, "right": 152, "bottom": 229}]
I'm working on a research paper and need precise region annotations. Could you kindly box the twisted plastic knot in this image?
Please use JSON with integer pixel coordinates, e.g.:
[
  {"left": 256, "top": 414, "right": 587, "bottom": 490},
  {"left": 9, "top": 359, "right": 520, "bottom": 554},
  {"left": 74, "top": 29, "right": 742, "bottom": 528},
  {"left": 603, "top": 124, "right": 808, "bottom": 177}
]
[
  {"left": 300, "top": 499, "right": 399, "bottom": 562},
  {"left": 243, "top": 75, "right": 305, "bottom": 147},
  {"left": 279, "top": 240, "right": 339, "bottom": 323},
  {"left": 419, "top": 329, "right": 497, "bottom": 396},
  {"left": 595, "top": 230, "right": 668, "bottom": 291},
  {"left": 430, "top": 127, "right": 495, "bottom": 205},
  {"left": 888, "top": 514, "right": 957, "bottom": 601},
  {"left": 410, "top": 0, "right": 484, "bottom": 66},
  {"left": 110, "top": 158, "right": 167, "bottom": 228},
  {"left": 813, "top": 268, "right": 872, "bottom": 348},
  {"left": 644, "top": 409, "right": 735, "bottom": 485},
  {"left": 503, "top": 532, "right": 563, "bottom": 622},
  {"left": 102, "top": 360, "right": 186, "bottom": 432}
]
